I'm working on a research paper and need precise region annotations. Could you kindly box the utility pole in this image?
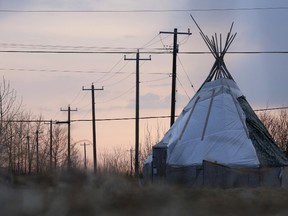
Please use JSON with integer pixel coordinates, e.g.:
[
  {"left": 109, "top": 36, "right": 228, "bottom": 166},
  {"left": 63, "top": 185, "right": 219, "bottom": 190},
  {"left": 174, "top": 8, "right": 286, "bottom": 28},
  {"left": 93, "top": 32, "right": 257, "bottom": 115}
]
[
  {"left": 57, "top": 105, "right": 77, "bottom": 169},
  {"left": 27, "top": 134, "right": 31, "bottom": 175},
  {"left": 44, "top": 120, "right": 56, "bottom": 170},
  {"left": 129, "top": 148, "right": 134, "bottom": 176},
  {"left": 82, "top": 84, "right": 103, "bottom": 174},
  {"left": 124, "top": 50, "right": 151, "bottom": 177},
  {"left": 80, "top": 142, "right": 90, "bottom": 170},
  {"left": 49, "top": 120, "right": 54, "bottom": 170},
  {"left": 160, "top": 28, "right": 192, "bottom": 126},
  {"left": 35, "top": 130, "right": 42, "bottom": 173}
]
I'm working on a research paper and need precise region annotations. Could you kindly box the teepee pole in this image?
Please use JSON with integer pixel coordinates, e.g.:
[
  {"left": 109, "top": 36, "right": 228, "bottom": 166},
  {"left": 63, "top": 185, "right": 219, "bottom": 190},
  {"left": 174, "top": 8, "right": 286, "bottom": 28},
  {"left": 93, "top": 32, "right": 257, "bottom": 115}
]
[
  {"left": 201, "top": 90, "right": 215, "bottom": 140},
  {"left": 191, "top": 15, "right": 237, "bottom": 82}
]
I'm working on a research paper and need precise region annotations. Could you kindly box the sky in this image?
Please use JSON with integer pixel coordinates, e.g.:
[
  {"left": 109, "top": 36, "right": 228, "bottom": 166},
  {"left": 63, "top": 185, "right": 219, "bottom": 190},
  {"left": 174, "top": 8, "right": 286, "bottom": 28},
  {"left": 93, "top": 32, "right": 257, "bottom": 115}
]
[{"left": 1, "top": 0, "right": 288, "bottom": 162}]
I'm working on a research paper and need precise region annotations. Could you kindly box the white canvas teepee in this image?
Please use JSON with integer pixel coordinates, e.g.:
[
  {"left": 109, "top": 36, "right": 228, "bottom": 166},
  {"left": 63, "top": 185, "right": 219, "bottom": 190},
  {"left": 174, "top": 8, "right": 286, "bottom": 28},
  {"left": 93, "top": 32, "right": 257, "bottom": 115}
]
[
  {"left": 144, "top": 17, "right": 288, "bottom": 186},
  {"left": 165, "top": 78, "right": 260, "bottom": 167}
]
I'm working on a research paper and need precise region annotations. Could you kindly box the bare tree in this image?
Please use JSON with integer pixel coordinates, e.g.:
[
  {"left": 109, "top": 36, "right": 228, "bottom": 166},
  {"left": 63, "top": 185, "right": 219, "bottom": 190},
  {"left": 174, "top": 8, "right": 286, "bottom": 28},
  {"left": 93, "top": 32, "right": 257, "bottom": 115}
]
[
  {"left": 98, "top": 147, "right": 131, "bottom": 174},
  {"left": 97, "top": 122, "right": 166, "bottom": 175},
  {"left": 51, "top": 125, "right": 67, "bottom": 169},
  {"left": 258, "top": 110, "right": 288, "bottom": 153},
  {"left": 139, "top": 122, "right": 166, "bottom": 174},
  {"left": 0, "top": 77, "right": 23, "bottom": 171},
  {"left": 0, "top": 77, "right": 84, "bottom": 175}
]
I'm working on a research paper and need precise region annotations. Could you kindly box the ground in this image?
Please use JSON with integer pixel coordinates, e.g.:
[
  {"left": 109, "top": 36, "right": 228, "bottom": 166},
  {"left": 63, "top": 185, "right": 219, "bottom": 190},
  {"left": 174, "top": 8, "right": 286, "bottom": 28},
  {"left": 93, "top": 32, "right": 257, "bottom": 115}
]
[{"left": 0, "top": 172, "right": 288, "bottom": 216}]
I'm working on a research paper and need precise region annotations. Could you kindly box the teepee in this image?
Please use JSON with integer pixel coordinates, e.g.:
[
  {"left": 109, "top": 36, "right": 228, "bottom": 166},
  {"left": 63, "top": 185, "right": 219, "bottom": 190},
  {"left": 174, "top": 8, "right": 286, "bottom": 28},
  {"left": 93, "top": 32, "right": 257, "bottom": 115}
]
[{"left": 144, "top": 16, "right": 288, "bottom": 187}]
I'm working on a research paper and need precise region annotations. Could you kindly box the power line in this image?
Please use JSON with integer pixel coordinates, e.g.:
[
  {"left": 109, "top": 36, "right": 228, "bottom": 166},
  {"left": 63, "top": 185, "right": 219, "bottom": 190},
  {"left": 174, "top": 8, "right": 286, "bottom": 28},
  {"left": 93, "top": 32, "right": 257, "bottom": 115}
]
[
  {"left": 69, "top": 89, "right": 83, "bottom": 105},
  {"left": 1, "top": 7, "right": 288, "bottom": 13},
  {"left": 90, "top": 34, "right": 167, "bottom": 85},
  {"left": 3, "top": 106, "right": 288, "bottom": 124},
  {"left": 0, "top": 43, "right": 166, "bottom": 51},
  {"left": 97, "top": 86, "right": 135, "bottom": 104},
  {"left": 95, "top": 60, "right": 130, "bottom": 84},
  {"left": 2, "top": 50, "right": 288, "bottom": 55},
  {"left": 93, "top": 57, "right": 125, "bottom": 83},
  {"left": 176, "top": 77, "right": 191, "bottom": 100},
  {"left": 182, "top": 51, "right": 288, "bottom": 55},
  {"left": 0, "top": 43, "right": 169, "bottom": 53},
  {"left": 0, "top": 68, "right": 169, "bottom": 75},
  {"left": 141, "top": 76, "right": 170, "bottom": 84},
  {"left": 66, "top": 106, "right": 288, "bottom": 121},
  {"left": 254, "top": 106, "right": 288, "bottom": 112},
  {"left": 177, "top": 55, "right": 194, "bottom": 89},
  {"left": 72, "top": 116, "right": 172, "bottom": 122},
  {"left": 0, "top": 50, "right": 152, "bottom": 54},
  {"left": 140, "top": 33, "right": 162, "bottom": 48}
]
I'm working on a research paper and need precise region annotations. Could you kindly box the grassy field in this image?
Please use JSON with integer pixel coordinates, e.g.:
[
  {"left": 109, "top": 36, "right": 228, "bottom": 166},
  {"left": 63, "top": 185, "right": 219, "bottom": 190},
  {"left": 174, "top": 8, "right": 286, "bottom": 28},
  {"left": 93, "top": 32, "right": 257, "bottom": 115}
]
[{"left": 1, "top": 172, "right": 288, "bottom": 216}]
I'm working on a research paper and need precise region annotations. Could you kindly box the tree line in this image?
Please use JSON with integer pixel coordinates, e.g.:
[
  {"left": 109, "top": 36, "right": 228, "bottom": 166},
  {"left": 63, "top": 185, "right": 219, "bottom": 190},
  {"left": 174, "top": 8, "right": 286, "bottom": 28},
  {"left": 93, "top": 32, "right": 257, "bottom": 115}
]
[
  {"left": 1, "top": 77, "right": 287, "bottom": 176},
  {"left": 0, "top": 78, "right": 81, "bottom": 174},
  {"left": 0, "top": 77, "right": 159, "bottom": 176}
]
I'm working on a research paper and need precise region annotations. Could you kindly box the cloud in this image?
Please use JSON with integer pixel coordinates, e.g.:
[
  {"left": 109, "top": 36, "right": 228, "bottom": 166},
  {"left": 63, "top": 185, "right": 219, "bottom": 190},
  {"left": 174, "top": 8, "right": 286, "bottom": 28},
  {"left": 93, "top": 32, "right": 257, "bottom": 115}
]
[
  {"left": 124, "top": 92, "right": 189, "bottom": 111},
  {"left": 125, "top": 92, "right": 168, "bottom": 110}
]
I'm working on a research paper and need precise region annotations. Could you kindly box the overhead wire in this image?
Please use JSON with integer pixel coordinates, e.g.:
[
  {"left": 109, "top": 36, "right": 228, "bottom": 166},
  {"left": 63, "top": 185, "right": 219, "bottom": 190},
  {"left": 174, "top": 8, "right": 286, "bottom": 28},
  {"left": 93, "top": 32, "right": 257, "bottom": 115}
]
[
  {"left": 0, "top": 67, "right": 126, "bottom": 74},
  {"left": 3, "top": 7, "right": 288, "bottom": 131},
  {"left": 97, "top": 86, "right": 135, "bottom": 104},
  {"left": 177, "top": 56, "right": 196, "bottom": 92},
  {"left": 0, "top": 67, "right": 169, "bottom": 75},
  {"left": 141, "top": 76, "right": 170, "bottom": 84},
  {"left": 103, "top": 71, "right": 134, "bottom": 87},
  {"left": 0, "top": 43, "right": 140, "bottom": 51},
  {"left": 2, "top": 49, "right": 288, "bottom": 55},
  {"left": 45, "top": 33, "right": 164, "bottom": 122},
  {"left": 1, "top": 5, "right": 288, "bottom": 125},
  {"left": 159, "top": 34, "right": 173, "bottom": 51},
  {"left": 93, "top": 44, "right": 152, "bottom": 105},
  {"left": 178, "top": 35, "right": 191, "bottom": 46},
  {"left": 80, "top": 33, "right": 168, "bottom": 116},
  {"left": 5, "top": 105, "right": 288, "bottom": 123},
  {"left": 93, "top": 57, "right": 126, "bottom": 83},
  {"left": 1, "top": 7, "right": 288, "bottom": 13},
  {"left": 92, "top": 46, "right": 151, "bottom": 86},
  {"left": 140, "top": 33, "right": 161, "bottom": 49},
  {"left": 99, "top": 60, "right": 130, "bottom": 83},
  {"left": 69, "top": 89, "right": 83, "bottom": 105},
  {"left": 91, "top": 33, "right": 168, "bottom": 104},
  {"left": 254, "top": 106, "right": 288, "bottom": 112},
  {"left": 176, "top": 77, "right": 191, "bottom": 100},
  {"left": 72, "top": 91, "right": 90, "bottom": 107},
  {"left": 79, "top": 107, "right": 92, "bottom": 119}
]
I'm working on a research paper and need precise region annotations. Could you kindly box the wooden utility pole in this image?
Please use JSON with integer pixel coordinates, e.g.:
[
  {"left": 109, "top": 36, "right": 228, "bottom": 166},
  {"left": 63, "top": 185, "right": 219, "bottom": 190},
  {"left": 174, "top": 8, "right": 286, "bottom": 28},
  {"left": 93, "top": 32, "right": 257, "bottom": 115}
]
[
  {"left": 49, "top": 120, "right": 53, "bottom": 170},
  {"left": 80, "top": 142, "right": 90, "bottom": 170},
  {"left": 57, "top": 105, "right": 77, "bottom": 169},
  {"left": 35, "top": 130, "right": 42, "bottom": 173},
  {"left": 82, "top": 84, "right": 103, "bottom": 174},
  {"left": 129, "top": 148, "right": 134, "bottom": 176},
  {"left": 160, "top": 28, "right": 192, "bottom": 126},
  {"left": 27, "top": 134, "right": 31, "bottom": 175},
  {"left": 124, "top": 50, "right": 151, "bottom": 177},
  {"left": 44, "top": 120, "right": 56, "bottom": 170}
]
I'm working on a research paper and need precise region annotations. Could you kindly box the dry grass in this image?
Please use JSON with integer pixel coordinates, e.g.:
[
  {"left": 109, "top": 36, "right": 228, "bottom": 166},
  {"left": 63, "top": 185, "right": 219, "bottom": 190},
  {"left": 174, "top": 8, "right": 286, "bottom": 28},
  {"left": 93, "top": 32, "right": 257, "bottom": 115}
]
[{"left": 1, "top": 172, "right": 288, "bottom": 216}]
